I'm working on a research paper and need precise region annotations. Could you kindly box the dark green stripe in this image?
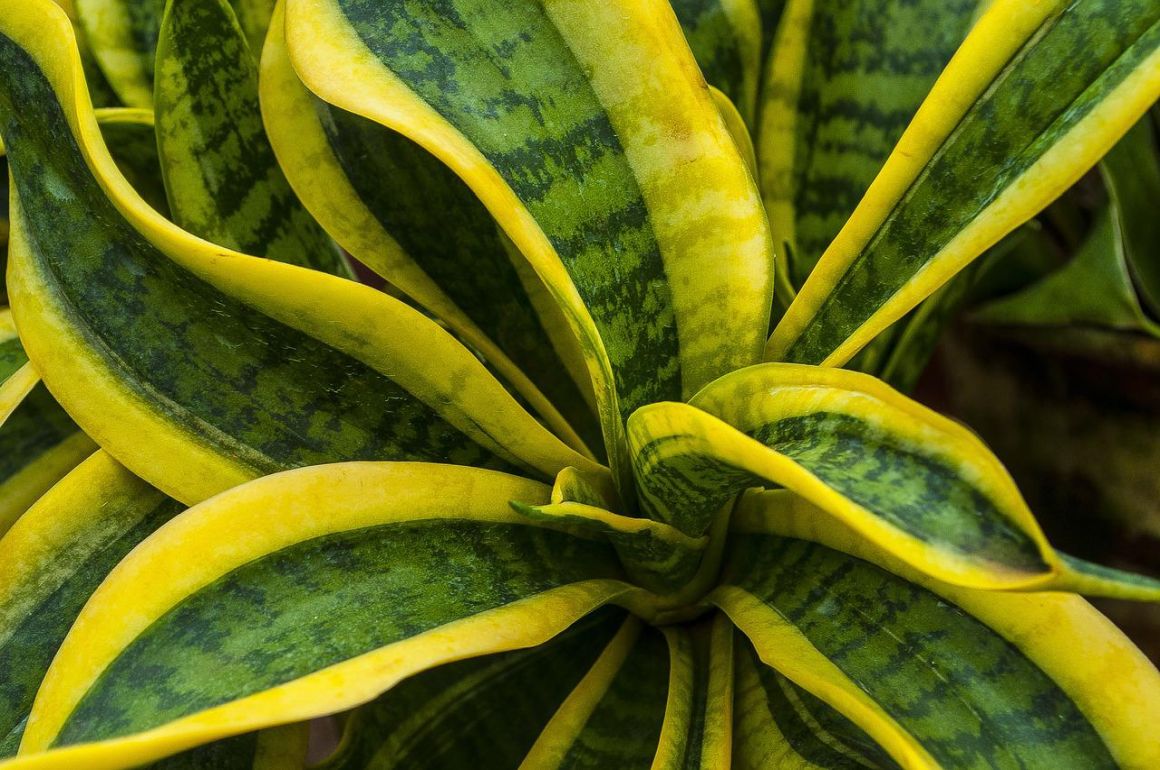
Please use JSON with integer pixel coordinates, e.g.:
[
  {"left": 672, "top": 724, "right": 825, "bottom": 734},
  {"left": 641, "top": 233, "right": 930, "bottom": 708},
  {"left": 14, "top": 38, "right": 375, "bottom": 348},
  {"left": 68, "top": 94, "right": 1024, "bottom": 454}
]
[
  {"left": 740, "top": 639, "right": 899, "bottom": 770},
  {"left": 558, "top": 625, "right": 669, "bottom": 769},
  {"left": 56, "top": 520, "right": 622, "bottom": 745},
  {"left": 313, "top": 99, "right": 600, "bottom": 450},
  {"left": 0, "top": 34, "right": 521, "bottom": 479},
  {"left": 0, "top": 481, "right": 180, "bottom": 756},
  {"left": 784, "top": 0, "right": 975, "bottom": 287},
  {"left": 320, "top": 607, "right": 626, "bottom": 770},
  {"left": 336, "top": 0, "right": 680, "bottom": 422},
  {"left": 724, "top": 535, "right": 1116, "bottom": 769},
  {"left": 748, "top": 412, "right": 1045, "bottom": 570},
  {"left": 155, "top": 0, "right": 348, "bottom": 275},
  {"left": 786, "top": 0, "right": 1160, "bottom": 363}
]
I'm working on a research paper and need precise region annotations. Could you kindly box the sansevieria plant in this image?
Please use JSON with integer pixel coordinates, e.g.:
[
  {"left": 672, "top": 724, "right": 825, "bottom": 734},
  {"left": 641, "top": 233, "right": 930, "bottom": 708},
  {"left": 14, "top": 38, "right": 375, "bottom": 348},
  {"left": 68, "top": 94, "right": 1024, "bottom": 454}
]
[{"left": 0, "top": 0, "right": 1158, "bottom": 767}]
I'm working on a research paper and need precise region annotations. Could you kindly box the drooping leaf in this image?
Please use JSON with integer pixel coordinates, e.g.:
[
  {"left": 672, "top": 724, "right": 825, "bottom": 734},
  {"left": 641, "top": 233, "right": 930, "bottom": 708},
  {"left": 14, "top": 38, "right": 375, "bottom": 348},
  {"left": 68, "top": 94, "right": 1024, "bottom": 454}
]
[
  {"left": 671, "top": 0, "right": 762, "bottom": 126},
  {"left": 260, "top": 3, "right": 600, "bottom": 455},
  {"left": 717, "top": 502, "right": 1160, "bottom": 769},
  {"left": 768, "top": 0, "right": 1160, "bottom": 366},
  {"left": 520, "top": 619, "right": 668, "bottom": 769},
  {"left": 630, "top": 362, "right": 1160, "bottom": 598},
  {"left": 315, "top": 608, "right": 627, "bottom": 770},
  {"left": 0, "top": 5, "right": 600, "bottom": 505},
  {"left": 285, "top": 0, "right": 774, "bottom": 492},
  {"left": 9, "top": 463, "right": 632, "bottom": 769},
  {"left": 154, "top": 0, "right": 348, "bottom": 275}
]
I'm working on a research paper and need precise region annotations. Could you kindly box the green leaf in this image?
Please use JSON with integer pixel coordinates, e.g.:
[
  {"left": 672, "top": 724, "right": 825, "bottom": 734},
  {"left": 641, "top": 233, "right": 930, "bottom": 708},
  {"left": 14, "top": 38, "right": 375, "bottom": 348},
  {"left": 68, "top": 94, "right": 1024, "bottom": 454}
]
[
  {"left": 630, "top": 363, "right": 1055, "bottom": 585},
  {"left": 316, "top": 608, "right": 626, "bottom": 770},
  {"left": 0, "top": 452, "right": 179, "bottom": 756},
  {"left": 96, "top": 108, "right": 171, "bottom": 218},
  {"left": 10, "top": 463, "right": 632, "bottom": 768},
  {"left": 0, "top": 7, "right": 599, "bottom": 505},
  {"left": 285, "top": 0, "right": 774, "bottom": 493},
  {"left": 521, "top": 619, "right": 669, "bottom": 769},
  {"left": 671, "top": 0, "right": 762, "bottom": 126},
  {"left": 715, "top": 516, "right": 1160, "bottom": 769},
  {"left": 1104, "top": 107, "right": 1160, "bottom": 317},
  {"left": 768, "top": 0, "right": 1160, "bottom": 367},
  {"left": 259, "top": 6, "right": 600, "bottom": 456},
  {"left": 733, "top": 637, "right": 902, "bottom": 769},
  {"left": 154, "top": 0, "right": 348, "bottom": 276},
  {"left": 74, "top": 0, "right": 275, "bottom": 107},
  {"left": 758, "top": 0, "right": 978, "bottom": 289},
  {"left": 974, "top": 208, "right": 1160, "bottom": 336}
]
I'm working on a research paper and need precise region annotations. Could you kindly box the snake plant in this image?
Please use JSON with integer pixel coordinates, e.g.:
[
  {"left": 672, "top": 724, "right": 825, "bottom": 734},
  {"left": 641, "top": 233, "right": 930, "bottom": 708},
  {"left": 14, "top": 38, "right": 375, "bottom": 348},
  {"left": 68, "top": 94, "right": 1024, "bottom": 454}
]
[{"left": 0, "top": 0, "right": 1158, "bottom": 767}]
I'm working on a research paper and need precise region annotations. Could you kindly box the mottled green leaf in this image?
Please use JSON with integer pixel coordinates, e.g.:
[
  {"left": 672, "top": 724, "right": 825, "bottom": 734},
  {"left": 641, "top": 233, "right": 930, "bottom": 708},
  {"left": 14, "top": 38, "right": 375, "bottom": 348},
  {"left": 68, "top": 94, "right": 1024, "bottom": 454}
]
[
  {"left": 672, "top": 0, "right": 762, "bottom": 126},
  {"left": 317, "top": 608, "right": 626, "bottom": 770},
  {"left": 0, "top": 11, "right": 596, "bottom": 505},
  {"left": 287, "top": 0, "right": 774, "bottom": 493},
  {"left": 16, "top": 464, "right": 628, "bottom": 768},
  {"left": 769, "top": 0, "right": 1160, "bottom": 366},
  {"left": 522, "top": 619, "right": 669, "bottom": 769},
  {"left": 75, "top": 0, "right": 274, "bottom": 107},
  {"left": 154, "top": 0, "right": 348, "bottom": 275},
  {"left": 260, "top": 15, "right": 601, "bottom": 455},
  {"left": 0, "top": 453, "right": 178, "bottom": 756},
  {"left": 717, "top": 534, "right": 1122, "bottom": 769},
  {"left": 758, "top": 0, "right": 977, "bottom": 288}
]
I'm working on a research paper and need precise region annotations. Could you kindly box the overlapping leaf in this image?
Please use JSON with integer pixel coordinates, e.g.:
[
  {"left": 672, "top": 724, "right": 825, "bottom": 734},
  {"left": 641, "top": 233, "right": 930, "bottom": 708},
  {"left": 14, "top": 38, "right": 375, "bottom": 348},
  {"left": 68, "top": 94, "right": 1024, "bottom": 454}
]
[
  {"left": 0, "top": 3, "right": 599, "bottom": 505},
  {"left": 768, "top": 0, "right": 1160, "bottom": 366},
  {"left": 284, "top": 0, "right": 774, "bottom": 491}
]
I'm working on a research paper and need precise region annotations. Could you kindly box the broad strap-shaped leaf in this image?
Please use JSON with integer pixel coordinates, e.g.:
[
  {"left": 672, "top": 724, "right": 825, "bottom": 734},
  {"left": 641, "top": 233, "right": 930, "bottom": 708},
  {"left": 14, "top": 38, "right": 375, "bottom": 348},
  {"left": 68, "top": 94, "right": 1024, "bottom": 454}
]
[
  {"left": 976, "top": 118, "right": 1160, "bottom": 337},
  {"left": 316, "top": 608, "right": 627, "bottom": 769},
  {"left": 154, "top": 0, "right": 348, "bottom": 276},
  {"left": 259, "top": 2, "right": 599, "bottom": 455},
  {"left": 672, "top": 0, "right": 762, "bottom": 127},
  {"left": 0, "top": 3, "right": 600, "bottom": 505},
  {"left": 733, "top": 639, "right": 903, "bottom": 770},
  {"left": 974, "top": 208, "right": 1160, "bottom": 337},
  {"left": 74, "top": 0, "right": 274, "bottom": 107},
  {"left": 767, "top": 0, "right": 1160, "bottom": 366},
  {"left": 520, "top": 618, "right": 669, "bottom": 768},
  {"left": 7, "top": 463, "right": 633, "bottom": 769},
  {"left": 651, "top": 614, "right": 735, "bottom": 770},
  {"left": 284, "top": 0, "right": 774, "bottom": 491},
  {"left": 716, "top": 504, "right": 1160, "bottom": 769},
  {"left": 630, "top": 362, "right": 1160, "bottom": 597},
  {"left": 758, "top": 0, "right": 977, "bottom": 289},
  {"left": 0, "top": 452, "right": 180, "bottom": 756}
]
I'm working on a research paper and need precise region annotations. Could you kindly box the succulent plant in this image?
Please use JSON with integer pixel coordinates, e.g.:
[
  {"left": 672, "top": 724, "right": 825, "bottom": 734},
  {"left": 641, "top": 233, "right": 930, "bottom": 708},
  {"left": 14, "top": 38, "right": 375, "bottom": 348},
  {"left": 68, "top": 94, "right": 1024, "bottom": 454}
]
[{"left": 0, "top": 0, "right": 1157, "bottom": 768}]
